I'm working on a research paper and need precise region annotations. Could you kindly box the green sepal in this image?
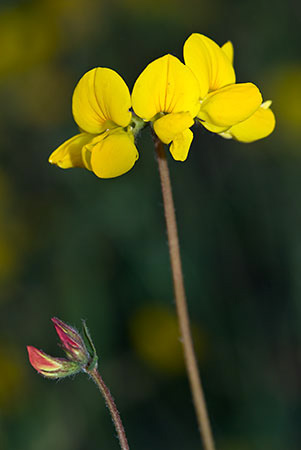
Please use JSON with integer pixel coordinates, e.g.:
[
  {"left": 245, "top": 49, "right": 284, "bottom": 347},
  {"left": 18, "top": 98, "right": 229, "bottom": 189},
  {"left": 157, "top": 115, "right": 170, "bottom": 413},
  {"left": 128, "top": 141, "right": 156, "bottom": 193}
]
[
  {"left": 82, "top": 320, "right": 98, "bottom": 372},
  {"left": 128, "top": 113, "right": 146, "bottom": 136}
]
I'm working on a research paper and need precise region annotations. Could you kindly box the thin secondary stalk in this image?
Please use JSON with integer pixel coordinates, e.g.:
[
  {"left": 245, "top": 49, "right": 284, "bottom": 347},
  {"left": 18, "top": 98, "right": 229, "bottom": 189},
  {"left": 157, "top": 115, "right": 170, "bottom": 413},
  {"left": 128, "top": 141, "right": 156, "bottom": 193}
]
[
  {"left": 155, "top": 138, "right": 215, "bottom": 450},
  {"left": 89, "top": 368, "right": 130, "bottom": 450}
]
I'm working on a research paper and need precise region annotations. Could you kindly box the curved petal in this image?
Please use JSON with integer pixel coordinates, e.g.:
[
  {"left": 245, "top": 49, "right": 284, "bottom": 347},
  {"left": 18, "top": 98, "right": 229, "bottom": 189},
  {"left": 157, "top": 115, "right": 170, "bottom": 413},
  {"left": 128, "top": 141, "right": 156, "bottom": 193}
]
[
  {"left": 222, "top": 103, "right": 275, "bottom": 143},
  {"left": 72, "top": 68, "right": 132, "bottom": 134},
  {"left": 81, "top": 146, "right": 93, "bottom": 171},
  {"left": 221, "top": 41, "right": 234, "bottom": 65},
  {"left": 89, "top": 130, "right": 139, "bottom": 178},
  {"left": 169, "top": 129, "right": 193, "bottom": 161},
  {"left": 132, "top": 54, "right": 200, "bottom": 121},
  {"left": 153, "top": 112, "right": 194, "bottom": 144},
  {"left": 198, "top": 82, "right": 262, "bottom": 128},
  {"left": 200, "top": 120, "right": 230, "bottom": 134},
  {"left": 183, "top": 33, "right": 236, "bottom": 98},
  {"left": 49, "top": 133, "right": 93, "bottom": 169}
]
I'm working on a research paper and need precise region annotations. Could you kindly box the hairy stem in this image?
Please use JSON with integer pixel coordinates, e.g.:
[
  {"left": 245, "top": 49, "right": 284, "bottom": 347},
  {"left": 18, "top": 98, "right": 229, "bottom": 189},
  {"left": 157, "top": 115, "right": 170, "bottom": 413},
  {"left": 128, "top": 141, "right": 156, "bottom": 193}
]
[
  {"left": 155, "top": 138, "right": 215, "bottom": 450},
  {"left": 89, "top": 368, "right": 130, "bottom": 450}
]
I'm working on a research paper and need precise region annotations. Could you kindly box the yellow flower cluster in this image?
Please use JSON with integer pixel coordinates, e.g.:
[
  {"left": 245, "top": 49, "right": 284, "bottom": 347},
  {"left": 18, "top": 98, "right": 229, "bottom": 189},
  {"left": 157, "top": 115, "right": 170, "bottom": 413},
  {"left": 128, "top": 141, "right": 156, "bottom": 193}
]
[{"left": 49, "top": 33, "right": 275, "bottom": 179}]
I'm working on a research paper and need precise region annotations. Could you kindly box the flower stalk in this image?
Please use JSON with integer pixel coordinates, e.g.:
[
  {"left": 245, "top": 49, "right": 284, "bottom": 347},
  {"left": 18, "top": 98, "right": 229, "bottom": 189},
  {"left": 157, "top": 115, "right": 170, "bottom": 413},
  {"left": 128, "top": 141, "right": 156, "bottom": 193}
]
[
  {"left": 155, "top": 137, "right": 215, "bottom": 450},
  {"left": 88, "top": 368, "right": 130, "bottom": 450}
]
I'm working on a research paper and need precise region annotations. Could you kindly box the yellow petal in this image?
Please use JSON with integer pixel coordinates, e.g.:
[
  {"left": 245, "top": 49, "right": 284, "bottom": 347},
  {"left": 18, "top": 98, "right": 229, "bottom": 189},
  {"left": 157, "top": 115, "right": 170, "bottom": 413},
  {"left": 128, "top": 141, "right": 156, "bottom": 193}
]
[
  {"left": 183, "top": 33, "right": 236, "bottom": 98},
  {"left": 132, "top": 54, "right": 200, "bottom": 121},
  {"left": 72, "top": 68, "right": 132, "bottom": 134},
  {"left": 89, "top": 130, "right": 139, "bottom": 178},
  {"left": 223, "top": 103, "right": 276, "bottom": 143},
  {"left": 200, "top": 121, "right": 230, "bottom": 134},
  {"left": 153, "top": 112, "right": 194, "bottom": 144},
  {"left": 49, "top": 133, "right": 93, "bottom": 169},
  {"left": 169, "top": 129, "right": 193, "bottom": 161},
  {"left": 221, "top": 41, "right": 234, "bottom": 65},
  {"left": 198, "top": 82, "right": 262, "bottom": 128}
]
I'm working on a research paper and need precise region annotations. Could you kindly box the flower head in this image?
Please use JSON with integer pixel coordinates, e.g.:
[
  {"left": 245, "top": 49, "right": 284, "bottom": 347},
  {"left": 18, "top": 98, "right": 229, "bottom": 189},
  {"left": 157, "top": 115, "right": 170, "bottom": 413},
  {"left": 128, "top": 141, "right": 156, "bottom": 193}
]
[
  {"left": 49, "top": 34, "right": 275, "bottom": 179},
  {"left": 183, "top": 33, "right": 275, "bottom": 141},
  {"left": 132, "top": 54, "right": 200, "bottom": 161},
  {"left": 49, "top": 67, "right": 139, "bottom": 178}
]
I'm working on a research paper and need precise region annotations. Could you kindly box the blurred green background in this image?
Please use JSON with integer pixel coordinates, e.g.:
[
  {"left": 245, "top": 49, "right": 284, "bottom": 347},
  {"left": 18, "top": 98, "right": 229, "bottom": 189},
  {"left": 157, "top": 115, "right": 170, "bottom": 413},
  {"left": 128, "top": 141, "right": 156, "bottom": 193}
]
[{"left": 0, "top": 0, "right": 300, "bottom": 449}]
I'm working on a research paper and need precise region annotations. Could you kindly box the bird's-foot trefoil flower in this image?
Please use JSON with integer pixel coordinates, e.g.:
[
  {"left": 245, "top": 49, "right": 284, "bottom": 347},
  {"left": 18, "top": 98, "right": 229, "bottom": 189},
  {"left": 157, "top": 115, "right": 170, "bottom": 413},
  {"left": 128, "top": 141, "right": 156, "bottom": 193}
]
[
  {"left": 49, "top": 68, "right": 139, "bottom": 178},
  {"left": 183, "top": 33, "right": 275, "bottom": 142},
  {"left": 132, "top": 54, "right": 201, "bottom": 161},
  {"left": 27, "top": 317, "right": 98, "bottom": 379}
]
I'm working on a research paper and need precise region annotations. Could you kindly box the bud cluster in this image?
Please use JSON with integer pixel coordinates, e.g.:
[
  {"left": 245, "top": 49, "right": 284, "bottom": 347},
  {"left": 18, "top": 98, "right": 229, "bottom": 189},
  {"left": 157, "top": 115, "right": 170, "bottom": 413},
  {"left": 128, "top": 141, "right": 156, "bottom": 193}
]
[{"left": 27, "top": 318, "right": 97, "bottom": 379}]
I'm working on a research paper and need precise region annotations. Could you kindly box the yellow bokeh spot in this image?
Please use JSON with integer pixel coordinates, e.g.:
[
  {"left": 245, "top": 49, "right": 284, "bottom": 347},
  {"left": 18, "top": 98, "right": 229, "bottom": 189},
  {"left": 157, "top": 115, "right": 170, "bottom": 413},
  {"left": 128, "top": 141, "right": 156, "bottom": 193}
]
[
  {"left": 0, "top": 0, "right": 102, "bottom": 78},
  {"left": 7, "top": 66, "right": 72, "bottom": 128},
  {"left": 0, "top": 5, "right": 58, "bottom": 77},
  {"left": 0, "top": 235, "right": 19, "bottom": 283},
  {"left": 0, "top": 172, "right": 28, "bottom": 289},
  {"left": 129, "top": 304, "right": 207, "bottom": 375},
  {"left": 0, "top": 344, "right": 26, "bottom": 413},
  {"left": 268, "top": 64, "right": 301, "bottom": 138}
]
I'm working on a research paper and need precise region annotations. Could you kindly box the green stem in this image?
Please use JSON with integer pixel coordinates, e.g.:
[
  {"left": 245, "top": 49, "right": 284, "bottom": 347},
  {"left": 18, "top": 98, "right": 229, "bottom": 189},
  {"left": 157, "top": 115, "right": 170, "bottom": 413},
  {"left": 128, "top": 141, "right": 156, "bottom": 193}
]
[
  {"left": 89, "top": 368, "right": 130, "bottom": 450},
  {"left": 129, "top": 114, "right": 146, "bottom": 136},
  {"left": 155, "top": 138, "right": 215, "bottom": 450}
]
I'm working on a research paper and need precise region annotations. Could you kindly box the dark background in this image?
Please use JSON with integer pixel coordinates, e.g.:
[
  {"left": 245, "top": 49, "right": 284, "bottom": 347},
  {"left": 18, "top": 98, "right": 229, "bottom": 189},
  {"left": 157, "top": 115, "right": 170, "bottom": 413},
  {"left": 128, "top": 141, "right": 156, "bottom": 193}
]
[{"left": 0, "top": 0, "right": 301, "bottom": 449}]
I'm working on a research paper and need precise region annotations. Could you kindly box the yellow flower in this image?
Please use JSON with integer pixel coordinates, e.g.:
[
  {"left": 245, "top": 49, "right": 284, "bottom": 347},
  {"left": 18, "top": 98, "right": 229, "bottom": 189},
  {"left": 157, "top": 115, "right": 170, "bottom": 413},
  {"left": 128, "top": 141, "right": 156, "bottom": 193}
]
[
  {"left": 132, "top": 54, "right": 200, "bottom": 161},
  {"left": 49, "top": 67, "right": 139, "bottom": 178},
  {"left": 183, "top": 33, "right": 275, "bottom": 142}
]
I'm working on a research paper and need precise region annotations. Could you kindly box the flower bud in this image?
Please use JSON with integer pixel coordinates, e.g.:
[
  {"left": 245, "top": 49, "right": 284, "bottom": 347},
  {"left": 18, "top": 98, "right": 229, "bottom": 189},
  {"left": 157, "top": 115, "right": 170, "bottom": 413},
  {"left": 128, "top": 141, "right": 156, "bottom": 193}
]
[
  {"left": 51, "top": 317, "right": 89, "bottom": 365},
  {"left": 27, "top": 346, "right": 81, "bottom": 379}
]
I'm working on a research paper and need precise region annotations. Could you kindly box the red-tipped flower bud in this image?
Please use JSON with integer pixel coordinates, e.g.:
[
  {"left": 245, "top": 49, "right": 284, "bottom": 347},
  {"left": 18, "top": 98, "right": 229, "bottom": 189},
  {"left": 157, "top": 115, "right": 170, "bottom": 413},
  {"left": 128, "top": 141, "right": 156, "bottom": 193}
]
[
  {"left": 27, "top": 318, "right": 98, "bottom": 380},
  {"left": 27, "top": 346, "right": 81, "bottom": 379},
  {"left": 51, "top": 317, "right": 89, "bottom": 365}
]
